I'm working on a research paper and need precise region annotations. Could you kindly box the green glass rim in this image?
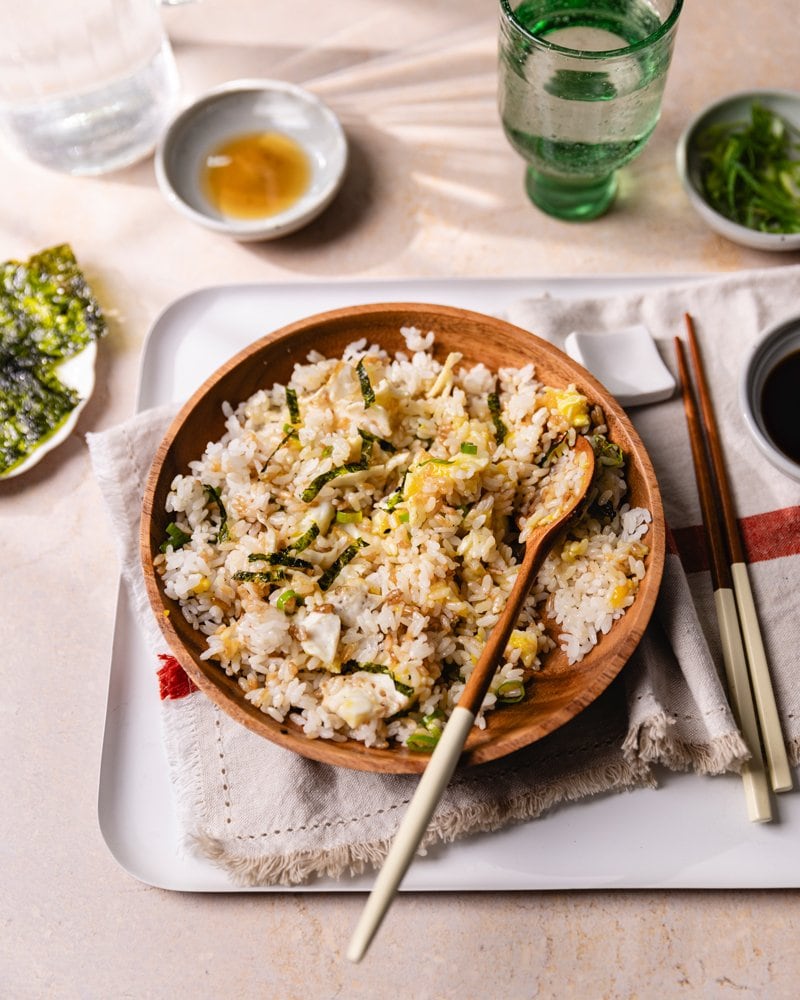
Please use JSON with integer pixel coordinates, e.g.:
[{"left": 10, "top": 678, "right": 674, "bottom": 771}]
[{"left": 499, "top": 0, "right": 684, "bottom": 59}]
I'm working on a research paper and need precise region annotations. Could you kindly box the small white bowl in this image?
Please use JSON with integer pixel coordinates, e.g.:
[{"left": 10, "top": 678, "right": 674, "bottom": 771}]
[
  {"left": 155, "top": 79, "right": 348, "bottom": 241},
  {"left": 740, "top": 314, "right": 800, "bottom": 483},
  {"left": 677, "top": 89, "right": 800, "bottom": 252}
]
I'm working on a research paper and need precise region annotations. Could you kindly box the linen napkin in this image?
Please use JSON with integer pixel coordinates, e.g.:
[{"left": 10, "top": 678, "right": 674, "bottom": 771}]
[{"left": 88, "top": 266, "right": 799, "bottom": 887}]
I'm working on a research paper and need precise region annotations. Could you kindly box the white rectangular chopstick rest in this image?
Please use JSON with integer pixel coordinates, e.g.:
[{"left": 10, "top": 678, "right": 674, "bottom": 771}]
[
  {"left": 347, "top": 705, "right": 476, "bottom": 963},
  {"left": 714, "top": 588, "right": 772, "bottom": 823},
  {"left": 731, "top": 562, "right": 793, "bottom": 793}
]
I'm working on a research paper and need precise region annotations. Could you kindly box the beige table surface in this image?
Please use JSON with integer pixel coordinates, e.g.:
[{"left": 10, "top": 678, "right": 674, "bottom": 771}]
[{"left": 2, "top": 1, "right": 799, "bottom": 997}]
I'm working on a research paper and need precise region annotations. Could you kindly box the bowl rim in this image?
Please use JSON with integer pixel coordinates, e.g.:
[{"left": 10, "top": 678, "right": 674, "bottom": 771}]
[
  {"left": 739, "top": 311, "right": 800, "bottom": 483},
  {"left": 676, "top": 87, "right": 800, "bottom": 251},
  {"left": 153, "top": 77, "right": 348, "bottom": 239},
  {"left": 140, "top": 301, "right": 665, "bottom": 773}
]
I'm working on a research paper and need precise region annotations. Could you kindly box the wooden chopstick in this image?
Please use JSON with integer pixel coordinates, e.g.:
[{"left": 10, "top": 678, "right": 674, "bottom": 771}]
[
  {"left": 684, "top": 314, "right": 792, "bottom": 794},
  {"left": 675, "top": 336, "right": 772, "bottom": 823}
]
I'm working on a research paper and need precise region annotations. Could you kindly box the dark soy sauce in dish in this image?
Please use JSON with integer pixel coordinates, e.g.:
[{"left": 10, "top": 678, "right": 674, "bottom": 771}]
[{"left": 761, "top": 350, "right": 800, "bottom": 463}]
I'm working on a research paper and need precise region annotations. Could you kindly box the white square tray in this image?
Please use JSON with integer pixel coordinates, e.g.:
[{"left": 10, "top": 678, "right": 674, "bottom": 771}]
[{"left": 98, "top": 276, "right": 799, "bottom": 891}]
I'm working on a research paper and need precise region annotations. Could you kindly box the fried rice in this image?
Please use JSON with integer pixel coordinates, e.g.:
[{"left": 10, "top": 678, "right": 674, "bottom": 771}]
[{"left": 155, "top": 327, "right": 651, "bottom": 749}]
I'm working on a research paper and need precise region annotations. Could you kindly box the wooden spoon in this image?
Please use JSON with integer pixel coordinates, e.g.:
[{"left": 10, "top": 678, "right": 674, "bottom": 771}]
[{"left": 347, "top": 434, "right": 596, "bottom": 962}]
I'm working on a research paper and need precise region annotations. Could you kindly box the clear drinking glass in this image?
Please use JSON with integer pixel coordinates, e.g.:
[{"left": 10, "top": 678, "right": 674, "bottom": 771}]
[
  {"left": 0, "top": 0, "right": 182, "bottom": 175},
  {"left": 498, "top": 0, "right": 683, "bottom": 220}
]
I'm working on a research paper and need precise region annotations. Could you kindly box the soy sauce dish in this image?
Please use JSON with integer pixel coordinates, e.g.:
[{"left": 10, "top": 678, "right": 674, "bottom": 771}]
[
  {"left": 741, "top": 314, "right": 800, "bottom": 483},
  {"left": 155, "top": 80, "right": 348, "bottom": 241}
]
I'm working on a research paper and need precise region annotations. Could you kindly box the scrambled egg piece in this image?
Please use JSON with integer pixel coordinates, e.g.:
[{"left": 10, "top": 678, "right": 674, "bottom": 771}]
[
  {"left": 299, "top": 611, "right": 341, "bottom": 664},
  {"left": 506, "top": 629, "right": 539, "bottom": 668},
  {"left": 322, "top": 672, "right": 407, "bottom": 728},
  {"left": 542, "top": 387, "right": 590, "bottom": 428}
]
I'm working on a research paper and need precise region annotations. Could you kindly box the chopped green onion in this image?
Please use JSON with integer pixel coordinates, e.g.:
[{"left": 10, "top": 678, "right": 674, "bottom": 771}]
[
  {"left": 488, "top": 392, "right": 507, "bottom": 444},
  {"left": 697, "top": 102, "right": 800, "bottom": 233},
  {"left": 418, "top": 457, "right": 454, "bottom": 468},
  {"left": 276, "top": 589, "right": 304, "bottom": 613},
  {"left": 160, "top": 521, "right": 191, "bottom": 552},
  {"left": 285, "top": 386, "right": 300, "bottom": 426},
  {"left": 460, "top": 441, "right": 478, "bottom": 455},
  {"left": 233, "top": 569, "right": 286, "bottom": 585},
  {"left": 421, "top": 709, "right": 445, "bottom": 732},
  {"left": 301, "top": 460, "right": 369, "bottom": 503},
  {"left": 356, "top": 359, "right": 375, "bottom": 408},
  {"left": 335, "top": 509, "right": 363, "bottom": 524},
  {"left": 320, "top": 445, "right": 333, "bottom": 458},
  {"left": 203, "top": 484, "right": 230, "bottom": 542},
  {"left": 290, "top": 521, "right": 320, "bottom": 552},
  {"left": 318, "top": 538, "right": 368, "bottom": 591},
  {"left": 406, "top": 729, "right": 440, "bottom": 751},
  {"left": 496, "top": 679, "right": 526, "bottom": 704},
  {"left": 396, "top": 510, "right": 410, "bottom": 523},
  {"left": 341, "top": 659, "right": 414, "bottom": 697}
]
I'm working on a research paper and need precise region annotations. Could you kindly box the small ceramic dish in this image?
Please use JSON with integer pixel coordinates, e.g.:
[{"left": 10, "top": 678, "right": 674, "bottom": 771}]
[
  {"left": 1, "top": 342, "right": 97, "bottom": 480},
  {"left": 154, "top": 79, "right": 348, "bottom": 241},
  {"left": 564, "top": 324, "right": 675, "bottom": 408},
  {"left": 740, "top": 313, "right": 800, "bottom": 483},
  {"left": 676, "top": 88, "right": 800, "bottom": 252}
]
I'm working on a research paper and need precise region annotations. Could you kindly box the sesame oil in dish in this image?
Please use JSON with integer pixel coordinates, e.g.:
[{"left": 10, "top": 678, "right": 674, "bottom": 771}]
[{"left": 201, "top": 131, "right": 311, "bottom": 220}]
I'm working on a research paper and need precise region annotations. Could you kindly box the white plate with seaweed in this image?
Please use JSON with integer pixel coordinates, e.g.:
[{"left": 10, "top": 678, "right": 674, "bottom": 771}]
[
  {"left": 1, "top": 341, "right": 97, "bottom": 479},
  {"left": 0, "top": 243, "right": 106, "bottom": 480}
]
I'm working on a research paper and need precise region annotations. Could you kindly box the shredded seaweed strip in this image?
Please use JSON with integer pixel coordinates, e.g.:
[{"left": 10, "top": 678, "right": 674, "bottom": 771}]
[
  {"left": 538, "top": 433, "right": 567, "bottom": 468},
  {"left": 341, "top": 659, "right": 414, "bottom": 698},
  {"left": 0, "top": 244, "right": 106, "bottom": 475},
  {"left": 290, "top": 521, "right": 320, "bottom": 551},
  {"left": 233, "top": 569, "right": 286, "bottom": 584},
  {"left": 248, "top": 551, "right": 313, "bottom": 570},
  {"left": 300, "top": 460, "right": 369, "bottom": 503},
  {"left": 318, "top": 538, "right": 368, "bottom": 591},
  {"left": 488, "top": 391, "right": 507, "bottom": 444},
  {"left": 285, "top": 386, "right": 301, "bottom": 426},
  {"left": 356, "top": 359, "right": 375, "bottom": 408},
  {"left": 160, "top": 522, "right": 191, "bottom": 553},
  {"left": 203, "top": 484, "right": 230, "bottom": 542},
  {"left": 381, "top": 470, "right": 407, "bottom": 511},
  {"left": 697, "top": 102, "right": 800, "bottom": 233},
  {"left": 357, "top": 427, "right": 396, "bottom": 452}
]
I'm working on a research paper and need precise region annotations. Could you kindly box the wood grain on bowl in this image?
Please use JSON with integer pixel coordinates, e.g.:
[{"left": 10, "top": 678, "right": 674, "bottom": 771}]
[{"left": 140, "top": 303, "right": 665, "bottom": 773}]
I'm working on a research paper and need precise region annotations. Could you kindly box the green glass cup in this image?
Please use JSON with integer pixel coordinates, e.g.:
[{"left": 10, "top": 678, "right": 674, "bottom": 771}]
[{"left": 498, "top": 0, "right": 683, "bottom": 221}]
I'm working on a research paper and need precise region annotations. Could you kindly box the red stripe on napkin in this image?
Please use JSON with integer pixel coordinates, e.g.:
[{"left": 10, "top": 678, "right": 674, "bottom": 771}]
[
  {"left": 157, "top": 653, "right": 198, "bottom": 701},
  {"left": 740, "top": 506, "right": 800, "bottom": 562},
  {"left": 669, "top": 505, "right": 800, "bottom": 575}
]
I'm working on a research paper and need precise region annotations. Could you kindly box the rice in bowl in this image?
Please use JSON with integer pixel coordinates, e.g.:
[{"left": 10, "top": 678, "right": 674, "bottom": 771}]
[{"left": 155, "top": 327, "right": 651, "bottom": 751}]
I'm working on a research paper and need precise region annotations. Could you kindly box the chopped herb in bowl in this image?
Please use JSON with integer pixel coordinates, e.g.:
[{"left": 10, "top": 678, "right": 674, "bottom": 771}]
[{"left": 696, "top": 102, "right": 800, "bottom": 234}]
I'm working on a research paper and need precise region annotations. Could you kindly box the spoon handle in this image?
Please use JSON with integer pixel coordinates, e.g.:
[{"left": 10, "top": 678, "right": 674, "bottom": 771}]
[{"left": 346, "top": 704, "right": 475, "bottom": 963}]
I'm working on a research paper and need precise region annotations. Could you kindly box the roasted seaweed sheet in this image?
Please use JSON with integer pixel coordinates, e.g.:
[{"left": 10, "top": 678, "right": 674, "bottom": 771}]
[{"left": 0, "top": 244, "right": 106, "bottom": 476}]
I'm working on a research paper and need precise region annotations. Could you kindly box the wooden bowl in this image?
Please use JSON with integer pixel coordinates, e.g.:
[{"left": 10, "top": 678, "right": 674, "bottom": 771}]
[{"left": 141, "top": 303, "right": 665, "bottom": 773}]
